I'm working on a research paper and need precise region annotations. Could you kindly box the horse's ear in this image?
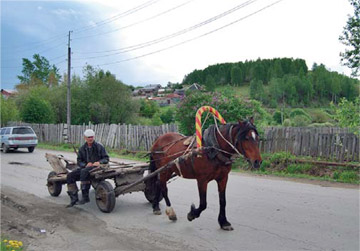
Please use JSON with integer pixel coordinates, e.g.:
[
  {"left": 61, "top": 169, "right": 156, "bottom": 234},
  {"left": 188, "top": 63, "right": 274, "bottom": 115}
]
[
  {"left": 249, "top": 116, "right": 254, "bottom": 124},
  {"left": 238, "top": 119, "right": 244, "bottom": 126}
]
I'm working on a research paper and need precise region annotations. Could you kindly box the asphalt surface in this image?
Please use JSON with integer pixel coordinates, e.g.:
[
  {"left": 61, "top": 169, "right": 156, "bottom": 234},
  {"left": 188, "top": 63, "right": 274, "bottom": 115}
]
[{"left": 1, "top": 148, "right": 359, "bottom": 251}]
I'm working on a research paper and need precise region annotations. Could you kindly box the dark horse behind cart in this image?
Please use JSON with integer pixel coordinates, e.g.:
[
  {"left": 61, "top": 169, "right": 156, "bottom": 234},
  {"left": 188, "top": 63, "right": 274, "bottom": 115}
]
[{"left": 150, "top": 117, "right": 262, "bottom": 231}]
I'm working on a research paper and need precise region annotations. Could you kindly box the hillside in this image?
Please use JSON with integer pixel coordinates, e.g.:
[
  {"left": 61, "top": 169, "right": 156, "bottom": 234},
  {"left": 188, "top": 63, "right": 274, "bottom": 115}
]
[{"left": 182, "top": 57, "right": 359, "bottom": 108}]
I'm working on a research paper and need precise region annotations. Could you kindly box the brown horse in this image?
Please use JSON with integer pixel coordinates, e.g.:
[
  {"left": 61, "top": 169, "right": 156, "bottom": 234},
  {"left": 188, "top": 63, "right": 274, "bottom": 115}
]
[{"left": 149, "top": 117, "right": 262, "bottom": 230}]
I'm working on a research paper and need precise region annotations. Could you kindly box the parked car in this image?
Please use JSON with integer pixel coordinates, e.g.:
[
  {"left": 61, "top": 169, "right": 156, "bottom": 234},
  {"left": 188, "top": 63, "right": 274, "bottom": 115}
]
[{"left": 0, "top": 126, "right": 38, "bottom": 153}]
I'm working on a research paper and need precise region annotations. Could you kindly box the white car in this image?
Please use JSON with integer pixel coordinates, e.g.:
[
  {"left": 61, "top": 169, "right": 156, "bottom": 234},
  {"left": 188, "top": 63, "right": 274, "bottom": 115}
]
[{"left": 0, "top": 126, "right": 38, "bottom": 153}]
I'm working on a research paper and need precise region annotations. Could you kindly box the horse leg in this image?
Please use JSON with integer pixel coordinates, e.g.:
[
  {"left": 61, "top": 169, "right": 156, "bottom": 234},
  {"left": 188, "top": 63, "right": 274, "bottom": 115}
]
[
  {"left": 152, "top": 178, "right": 162, "bottom": 215},
  {"left": 187, "top": 180, "right": 208, "bottom": 221},
  {"left": 217, "top": 176, "right": 233, "bottom": 231},
  {"left": 162, "top": 183, "right": 177, "bottom": 221}
]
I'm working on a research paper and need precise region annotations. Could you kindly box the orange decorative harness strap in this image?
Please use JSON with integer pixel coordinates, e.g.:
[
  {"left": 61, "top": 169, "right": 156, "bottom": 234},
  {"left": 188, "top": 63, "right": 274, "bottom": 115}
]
[{"left": 195, "top": 106, "right": 226, "bottom": 148}]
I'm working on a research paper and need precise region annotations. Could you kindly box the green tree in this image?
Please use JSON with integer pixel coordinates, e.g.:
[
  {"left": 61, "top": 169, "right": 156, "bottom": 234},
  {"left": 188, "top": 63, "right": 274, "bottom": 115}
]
[
  {"left": 272, "top": 110, "right": 284, "bottom": 125},
  {"left": 1, "top": 96, "right": 19, "bottom": 126},
  {"left": 71, "top": 67, "right": 139, "bottom": 124},
  {"left": 139, "top": 99, "right": 159, "bottom": 118},
  {"left": 230, "top": 66, "right": 242, "bottom": 85},
  {"left": 17, "top": 54, "right": 60, "bottom": 86},
  {"left": 205, "top": 74, "right": 216, "bottom": 91},
  {"left": 151, "top": 113, "right": 163, "bottom": 126},
  {"left": 160, "top": 107, "right": 175, "bottom": 124},
  {"left": 20, "top": 95, "right": 54, "bottom": 123},
  {"left": 249, "top": 79, "right": 265, "bottom": 102},
  {"left": 332, "top": 97, "right": 360, "bottom": 130},
  {"left": 339, "top": 0, "right": 360, "bottom": 77}
]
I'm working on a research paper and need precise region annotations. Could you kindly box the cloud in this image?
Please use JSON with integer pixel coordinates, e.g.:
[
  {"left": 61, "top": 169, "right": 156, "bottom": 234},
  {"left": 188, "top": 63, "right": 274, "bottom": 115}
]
[
  {"left": 37, "top": 6, "right": 43, "bottom": 11},
  {"left": 51, "top": 8, "right": 81, "bottom": 19}
]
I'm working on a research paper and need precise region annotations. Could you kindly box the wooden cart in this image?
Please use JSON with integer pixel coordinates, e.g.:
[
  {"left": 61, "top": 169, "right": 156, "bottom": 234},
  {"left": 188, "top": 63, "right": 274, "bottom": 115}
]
[{"left": 45, "top": 153, "right": 161, "bottom": 213}]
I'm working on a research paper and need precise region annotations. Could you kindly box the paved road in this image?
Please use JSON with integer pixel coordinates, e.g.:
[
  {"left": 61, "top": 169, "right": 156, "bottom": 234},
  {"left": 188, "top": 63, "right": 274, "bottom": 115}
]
[{"left": 1, "top": 148, "right": 359, "bottom": 250}]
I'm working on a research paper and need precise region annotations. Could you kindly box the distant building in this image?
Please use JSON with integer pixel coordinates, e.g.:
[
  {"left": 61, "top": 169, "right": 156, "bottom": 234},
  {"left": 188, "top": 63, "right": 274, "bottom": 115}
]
[
  {"left": 174, "top": 89, "right": 185, "bottom": 96},
  {"left": 1, "top": 89, "right": 17, "bottom": 99},
  {"left": 132, "top": 84, "right": 161, "bottom": 97},
  {"left": 150, "top": 93, "right": 182, "bottom": 106},
  {"left": 187, "top": 83, "right": 202, "bottom": 91}
]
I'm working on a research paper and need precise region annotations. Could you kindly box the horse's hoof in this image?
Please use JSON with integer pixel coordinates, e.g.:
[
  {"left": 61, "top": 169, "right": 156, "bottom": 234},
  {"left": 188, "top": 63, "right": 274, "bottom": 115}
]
[
  {"left": 153, "top": 209, "right": 161, "bottom": 215},
  {"left": 169, "top": 215, "right": 177, "bottom": 221},
  {"left": 187, "top": 212, "right": 195, "bottom": 221},
  {"left": 221, "top": 225, "right": 234, "bottom": 231}
]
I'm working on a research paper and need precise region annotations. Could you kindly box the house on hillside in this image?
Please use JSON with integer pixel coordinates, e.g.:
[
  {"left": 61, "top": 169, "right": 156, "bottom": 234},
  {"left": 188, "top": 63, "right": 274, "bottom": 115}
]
[
  {"left": 174, "top": 89, "right": 185, "bottom": 97},
  {"left": 151, "top": 93, "right": 182, "bottom": 107},
  {"left": 1, "top": 89, "right": 17, "bottom": 99},
  {"left": 132, "top": 84, "right": 161, "bottom": 97},
  {"left": 187, "top": 83, "right": 202, "bottom": 91}
]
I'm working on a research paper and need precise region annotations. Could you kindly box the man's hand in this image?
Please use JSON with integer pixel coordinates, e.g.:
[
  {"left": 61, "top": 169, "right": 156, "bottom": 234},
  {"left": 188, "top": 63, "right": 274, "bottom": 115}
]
[
  {"left": 93, "top": 161, "right": 100, "bottom": 167},
  {"left": 86, "top": 162, "right": 93, "bottom": 167}
]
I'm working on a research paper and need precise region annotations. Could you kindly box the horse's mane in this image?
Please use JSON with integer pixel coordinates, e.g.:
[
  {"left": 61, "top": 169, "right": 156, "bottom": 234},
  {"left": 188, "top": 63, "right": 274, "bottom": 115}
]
[{"left": 202, "top": 121, "right": 258, "bottom": 162}]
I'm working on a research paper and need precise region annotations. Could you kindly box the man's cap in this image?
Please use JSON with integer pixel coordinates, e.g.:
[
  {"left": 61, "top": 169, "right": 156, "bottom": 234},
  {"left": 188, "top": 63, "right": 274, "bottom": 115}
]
[{"left": 84, "top": 129, "right": 95, "bottom": 137}]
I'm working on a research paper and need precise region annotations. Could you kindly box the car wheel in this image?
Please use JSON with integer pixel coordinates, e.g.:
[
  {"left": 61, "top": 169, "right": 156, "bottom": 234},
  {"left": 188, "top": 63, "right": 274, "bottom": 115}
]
[
  {"left": 28, "top": 146, "right": 35, "bottom": 153},
  {"left": 3, "top": 144, "right": 10, "bottom": 153}
]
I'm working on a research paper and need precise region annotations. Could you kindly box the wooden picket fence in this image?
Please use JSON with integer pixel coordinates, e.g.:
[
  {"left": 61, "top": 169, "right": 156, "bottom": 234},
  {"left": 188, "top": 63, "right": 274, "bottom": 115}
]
[
  {"left": 9, "top": 122, "right": 178, "bottom": 151},
  {"left": 8, "top": 122, "right": 359, "bottom": 162},
  {"left": 260, "top": 127, "right": 359, "bottom": 162}
]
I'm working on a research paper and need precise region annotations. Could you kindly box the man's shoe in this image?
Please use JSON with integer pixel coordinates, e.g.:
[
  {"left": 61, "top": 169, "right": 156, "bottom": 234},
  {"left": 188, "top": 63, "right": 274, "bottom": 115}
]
[{"left": 66, "top": 191, "right": 79, "bottom": 208}]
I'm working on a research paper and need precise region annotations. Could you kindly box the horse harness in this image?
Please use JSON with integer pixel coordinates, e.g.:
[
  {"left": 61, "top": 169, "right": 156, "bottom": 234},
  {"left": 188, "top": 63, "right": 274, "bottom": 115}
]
[
  {"left": 202, "top": 122, "right": 259, "bottom": 165},
  {"left": 151, "top": 122, "right": 259, "bottom": 176}
]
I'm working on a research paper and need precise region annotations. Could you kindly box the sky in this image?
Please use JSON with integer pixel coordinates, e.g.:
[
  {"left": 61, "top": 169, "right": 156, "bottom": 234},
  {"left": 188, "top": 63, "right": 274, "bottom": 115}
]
[{"left": 0, "top": 0, "right": 355, "bottom": 90}]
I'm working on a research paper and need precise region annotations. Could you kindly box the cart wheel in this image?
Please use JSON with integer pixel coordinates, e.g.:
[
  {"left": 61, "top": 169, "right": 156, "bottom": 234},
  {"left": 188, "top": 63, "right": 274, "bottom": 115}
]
[
  {"left": 95, "top": 181, "right": 115, "bottom": 213},
  {"left": 144, "top": 177, "right": 163, "bottom": 203},
  {"left": 47, "top": 171, "right": 62, "bottom": 197}
]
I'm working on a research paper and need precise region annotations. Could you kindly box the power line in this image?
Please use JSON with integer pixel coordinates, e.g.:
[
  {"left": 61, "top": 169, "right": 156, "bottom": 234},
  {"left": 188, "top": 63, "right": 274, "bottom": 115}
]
[
  {"left": 73, "top": 0, "right": 160, "bottom": 34},
  {"left": 73, "top": 0, "right": 257, "bottom": 60},
  {"left": 72, "top": 0, "right": 194, "bottom": 41},
  {"left": 73, "top": 0, "right": 283, "bottom": 68}
]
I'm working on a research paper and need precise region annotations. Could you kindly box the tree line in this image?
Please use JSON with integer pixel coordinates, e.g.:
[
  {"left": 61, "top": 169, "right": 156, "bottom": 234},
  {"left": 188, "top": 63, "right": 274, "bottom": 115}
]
[
  {"left": 182, "top": 58, "right": 359, "bottom": 107},
  {"left": 1, "top": 54, "right": 175, "bottom": 126}
]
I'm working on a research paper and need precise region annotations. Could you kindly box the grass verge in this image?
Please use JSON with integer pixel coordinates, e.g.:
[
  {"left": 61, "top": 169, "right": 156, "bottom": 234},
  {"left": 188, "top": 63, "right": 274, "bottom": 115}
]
[{"left": 233, "top": 152, "right": 359, "bottom": 184}]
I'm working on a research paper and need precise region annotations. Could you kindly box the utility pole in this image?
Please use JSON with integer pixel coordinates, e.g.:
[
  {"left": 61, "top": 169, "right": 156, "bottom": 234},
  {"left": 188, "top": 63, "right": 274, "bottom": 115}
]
[{"left": 66, "top": 30, "right": 73, "bottom": 143}]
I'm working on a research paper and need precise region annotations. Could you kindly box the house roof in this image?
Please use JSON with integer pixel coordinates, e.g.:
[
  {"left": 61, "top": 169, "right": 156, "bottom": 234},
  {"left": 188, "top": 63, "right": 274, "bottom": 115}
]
[{"left": 165, "top": 93, "right": 181, "bottom": 99}]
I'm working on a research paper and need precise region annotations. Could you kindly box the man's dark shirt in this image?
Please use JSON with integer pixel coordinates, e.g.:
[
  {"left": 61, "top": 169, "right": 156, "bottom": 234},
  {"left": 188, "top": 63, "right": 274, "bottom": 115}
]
[{"left": 77, "top": 141, "right": 109, "bottom": 168}]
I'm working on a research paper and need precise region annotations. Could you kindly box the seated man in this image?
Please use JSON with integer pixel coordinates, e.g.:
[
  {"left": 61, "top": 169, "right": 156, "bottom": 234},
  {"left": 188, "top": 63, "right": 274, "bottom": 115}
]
[{"left": 66, "top": 129, "right": 109, "bottom": 207}]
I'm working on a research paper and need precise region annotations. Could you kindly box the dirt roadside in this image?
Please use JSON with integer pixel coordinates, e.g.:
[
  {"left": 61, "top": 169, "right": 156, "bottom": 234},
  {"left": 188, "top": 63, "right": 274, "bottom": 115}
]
[{"left": 0, "top": 185, "right": 187, "bottom": 251}]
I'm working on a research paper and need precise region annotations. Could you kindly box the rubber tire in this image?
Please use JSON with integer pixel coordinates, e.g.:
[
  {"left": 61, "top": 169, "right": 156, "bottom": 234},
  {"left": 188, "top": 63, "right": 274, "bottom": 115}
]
[
  {"left": 28, "top": 146, "right": 35, "bottom": 153},
  {"left": 3, "top": 144, "right": 10, "bottom": 153},
  {"left": 95, "top": 181, "right": 116, "bottom": 213},
  {"left": 47, "top": 171, "right": 62, "bottom": 197},
  {"left": 144, "top": 177, "right": 163, "bottom": 203}
]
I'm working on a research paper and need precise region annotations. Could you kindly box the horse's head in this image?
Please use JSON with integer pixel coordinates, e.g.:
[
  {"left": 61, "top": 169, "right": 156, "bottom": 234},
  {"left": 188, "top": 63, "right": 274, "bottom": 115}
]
[{"left": 236, "top": 117, "right": 262, "bottom": 169}]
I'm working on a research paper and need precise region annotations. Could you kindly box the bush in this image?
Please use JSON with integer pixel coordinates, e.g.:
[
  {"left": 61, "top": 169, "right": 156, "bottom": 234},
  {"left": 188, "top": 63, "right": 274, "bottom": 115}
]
[
  {"left": 160, "top": 107, "right": 175, "bottom": 123},
  {"left": 338, "top": 171, "right": 359, "bottom": 183},
  {"left": 20, "top": 96, "right": 54, "bottom": 123},
  {"left": 311, "top": 109, "right": 331, "bottom": 123},
  {"left": 140, "top": 99, "right": 159, "bottom": 118},
  {"left": 291, "top": 115, "right": 311, "bottom": 127},
  {"left": 289, "top": 108, "right": 312, "bottom": 120},
  {"left": 283, "top": 119, "right": 291, "bottom": 126},
  {"left": 1, "top": 96, "right": 19, "bottom": 126},
  {"left": 273, "top": 110, "right": 284, "bottom": 124}
]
